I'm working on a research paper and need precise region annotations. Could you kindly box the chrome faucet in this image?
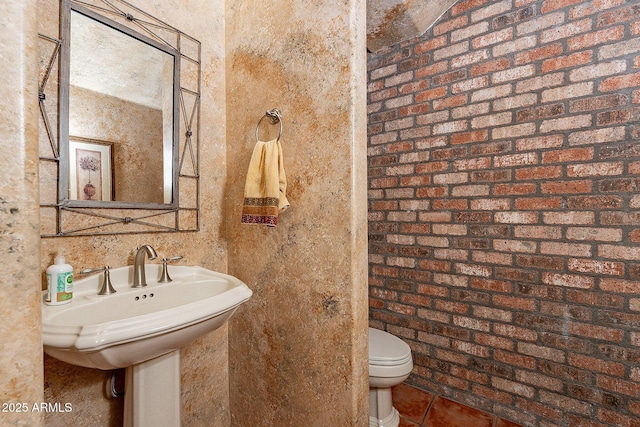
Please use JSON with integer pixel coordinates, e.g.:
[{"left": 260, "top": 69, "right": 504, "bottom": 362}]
[{"left": 132, "top": 245, "right": 158, "bottom": 288}]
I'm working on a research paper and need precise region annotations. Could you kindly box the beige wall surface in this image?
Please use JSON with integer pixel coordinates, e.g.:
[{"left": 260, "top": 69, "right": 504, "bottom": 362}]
[
  {"left": 0, "top": 1, "right": 44, "bottom": 426},
  {"left": 225, "top": 0, "right": 370, "bottom": 425}
]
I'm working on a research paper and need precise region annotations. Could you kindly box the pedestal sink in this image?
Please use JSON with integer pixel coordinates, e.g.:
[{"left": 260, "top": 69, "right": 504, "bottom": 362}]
[{"left": 42, "top": 265, "right": 252, "bottom": 427}]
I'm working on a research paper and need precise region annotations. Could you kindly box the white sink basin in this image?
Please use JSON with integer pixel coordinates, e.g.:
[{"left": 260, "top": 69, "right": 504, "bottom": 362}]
[{"left": 42, "top": 265, "right": 252, "bottom": 370}]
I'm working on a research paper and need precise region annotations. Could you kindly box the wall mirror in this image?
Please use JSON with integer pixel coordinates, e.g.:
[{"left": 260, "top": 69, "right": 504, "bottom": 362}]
[{"left": 38, "top": 0, "right": 201, "bottom": 236}]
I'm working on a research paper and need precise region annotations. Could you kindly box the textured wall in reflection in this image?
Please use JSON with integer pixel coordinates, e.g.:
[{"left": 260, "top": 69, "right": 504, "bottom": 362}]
[{"left": 69, "top": 85, "right": 164, "bottom": 204}]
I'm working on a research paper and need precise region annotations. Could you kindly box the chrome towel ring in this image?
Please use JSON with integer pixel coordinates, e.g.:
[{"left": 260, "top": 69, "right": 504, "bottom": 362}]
[{"left": 255, "top": 109, "right": 283, "bottom": 143}]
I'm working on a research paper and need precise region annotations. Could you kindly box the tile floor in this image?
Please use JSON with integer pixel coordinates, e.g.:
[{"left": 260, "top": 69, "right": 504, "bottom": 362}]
[{"left": 392, "top": 383, "right": 524, "bottom": 427}]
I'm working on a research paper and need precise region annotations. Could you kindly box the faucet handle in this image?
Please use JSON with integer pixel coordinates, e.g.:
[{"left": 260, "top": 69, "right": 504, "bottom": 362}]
[
  {"left": 159, "top": 256, "right": 183, "bottom": 283},
  {"left": 79, "top": 266, "right": 116, "bottom": 295}
]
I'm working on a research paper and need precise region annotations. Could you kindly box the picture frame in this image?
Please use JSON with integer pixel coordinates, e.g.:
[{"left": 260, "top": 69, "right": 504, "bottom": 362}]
[{"left": 68, "top": 137, "right": 113, "bottom": 201}]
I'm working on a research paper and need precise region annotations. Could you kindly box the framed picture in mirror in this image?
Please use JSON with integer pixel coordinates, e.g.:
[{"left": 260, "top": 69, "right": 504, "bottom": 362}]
[{"left": 69, "top": 137, "right": 113, "bottom": 202}]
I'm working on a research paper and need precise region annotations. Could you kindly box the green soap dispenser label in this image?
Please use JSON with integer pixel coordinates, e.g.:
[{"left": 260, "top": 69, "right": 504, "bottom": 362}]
[{"left": 56, "top": 272, "right": 73, "bottom": 301}]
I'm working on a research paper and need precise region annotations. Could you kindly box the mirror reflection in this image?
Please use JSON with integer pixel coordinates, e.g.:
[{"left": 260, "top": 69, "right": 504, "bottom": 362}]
[{"left": 66, "top": 8, "right": 177, "bottom": 205}]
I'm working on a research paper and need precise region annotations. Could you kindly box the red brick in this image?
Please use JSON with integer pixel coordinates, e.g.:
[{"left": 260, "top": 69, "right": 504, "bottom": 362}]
[
  {"left": 452, "top": 50, "right": 491, "bottom": 69},
  {"left": 388, "top": 301, "right": 417, "bottom": 316},
  {"left": 433, "top": 93, "right": 468, "bottom": 110},
  {"left": 494, "top": 152, "right": 538, "bottom": 167},
  {"left": 433, "top": 15, "right": 469, "bottom": 36},
  {"left": 600, "top": 72, "right": 640, "bottom": 91},
  {"left": 370, "top": 177, "right": 398, "bottom": 188},
  {"left": 494, "top": 350, "right": 537, "bottom": 370},
  {"left": 598, "top": 408, "right": 640, "bottom": 427},
  {"left": 415, "top": 61, "right": 449, "bottom": 79},
  {"left": 399, "top": 79, "right": 430, "bottom": 94},
  {"left": 514, "top": 197, "right": 563, "bottom": 210},
  {"left": 471, "top": 83, "right": 513, "bottom": 102},
  {"left": 598, "top": 3, "right": 640, "bottom": 27},
  {"left": 570, "top": 0, "right": 626, "bottom": 19},
  {"left": 370, "top": 87, "right": 398, "bottom": 102},
  {"left": 541, "top": 0, "right": 583, "bottom": 13},
  {"left": 415, "top": 86, "right": 449, "bottom": 103},
  {"left": 386, "top": 141, "right": 414, "bottom": 153},
  {"left": 451, "top": 365, "right": 489, "bottom": 384},
  {"left": 470, "top": 278, "right": 511, "bottom": 292},
  {"left": 476, "top": 332, "right": 514, "bottom": 350},
  {"left": 435, "top": 41, "right": 471, "bottom": 62},
  {"left": 567, "top": 162, "right": 624, "bottom": 177},
  {"left": 452, "top": 340, "right": 490, "bottom": 358},
  {"left": 542, "top": 148, "right": 593, "bottom": 163},
  {"left": 570, "top": 322, "right": 624, "bottom": 342},
  {"left": 570, "top": 94, "right": 628, "bottom": 114},
  {"left": 414, "top": 35, "right": 448, "bottom": 55},
  {"left": 493, "top": 183, "right": 537, "bottom": 195},
  {"left": 541, "top": 50, "right": 592, "bottom": 73},
  {"left": 451, "top": 0, "right": 491, "bottom": 16},
  {"left": 495, "top": 239, "right": 536, "bottom": 253},
  {"left": 370, "top": 201, "right": 398, "bottom": 211},
  {"left": 600, "top": 278, "right": 640, "bottom": 293},
  {"left": 567, "top": 25, "right": 625, "bottom": 51},
  {"left": 540, "top": 18, "right": 593, "bottom": 44},
  {"left": 513, "top": 225, "right": 561, "bottom": 240},
  {"left": 516, "top": 255, "right": 563, "bottom": 270},
  {"left": 470, "top": 170, "right": 511, "bottom": 182},
  {"left": 416, "top": 283, "right": 449, "bottom": 297},
  {"left": 516, "top": 43, "right": 564, "bottom": 65},
  {"left": 544, "top": 211, "right": 595, "bottom": 225},
  {"left": 454, "top": 157, "right": 492, "bottom": 172},
  {"left": 471, "top": 384, "right": 515, "bottom": 406},
  {"left": 473, "top": 28, "right": 514, "bottom": 49},
  {"left": 400, "top": 293, "right": 432, "bottom": 308},
  {"left": 568, "top": 353, "right": 625, "bottom": 377},
  {"left": 542, "top": 272, "right": 595, "bottom": 289},
  {"left": 451, "top": 76, "right": 489, "bottom": 93},
  {"left": 630, "top": 229, "right": 640, "bottom": 242},
  {"left": 470, "top": 198, "right": 509, "bottom": 210},
  {"left": 568, "top": 258, "right": 624, "bottom": 275},
  {"left": 515, "top": 397, "right": 564, "bottom": 421},
  {"left": 515, "top": 165, "right": 562, "bottom": 181},
  {"left": 470, "top": 57, "right": 511, "bottom": 76},
  {"left": 597, "top": 375, "right": 640, "bottom": 398},
  {"left": 540, "top": 180, "right": 593, "bottom": 194},
  {"left": 493, "top": 295, "right": 537, "bottom": 311},
  {"left": 516, "top": 370, "right": 564, "bottom": 392},
  {"left": 600, "top": 212, "right": 640, "bottom": 226}
]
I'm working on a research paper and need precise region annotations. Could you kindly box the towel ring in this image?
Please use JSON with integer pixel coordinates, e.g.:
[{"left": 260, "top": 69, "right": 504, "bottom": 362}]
[{"left": 255, "top": 109, "right": 283, "bottom": 143}]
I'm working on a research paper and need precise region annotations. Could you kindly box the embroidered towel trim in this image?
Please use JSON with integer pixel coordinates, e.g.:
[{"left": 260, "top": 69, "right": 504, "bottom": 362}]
[{"left": 241, "top": 138, "right": 289, "bottom": 227}]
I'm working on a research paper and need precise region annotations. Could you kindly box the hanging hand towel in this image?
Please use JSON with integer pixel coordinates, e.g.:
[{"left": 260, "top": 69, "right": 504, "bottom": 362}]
[{"left": 241, "top": 138, "right": 289, "bottom": 227}]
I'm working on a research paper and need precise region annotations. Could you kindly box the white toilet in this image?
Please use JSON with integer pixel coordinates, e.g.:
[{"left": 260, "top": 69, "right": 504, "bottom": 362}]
[{"left": 368, "top": 327, "right": 413, "bottom": 427}]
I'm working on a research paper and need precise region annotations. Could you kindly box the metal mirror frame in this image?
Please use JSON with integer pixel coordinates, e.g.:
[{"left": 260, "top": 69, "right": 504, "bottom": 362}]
[
  {"left": 60, "top": 2, "right": 180, "bottom": 209},
  {"left": 38, "top": 0, "right": 201, "bottom": 237}
]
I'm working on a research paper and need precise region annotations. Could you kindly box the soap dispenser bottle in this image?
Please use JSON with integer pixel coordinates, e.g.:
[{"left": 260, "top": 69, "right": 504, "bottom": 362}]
[{"left": 46, "top": 251, "right": 73, "bottom": 305}]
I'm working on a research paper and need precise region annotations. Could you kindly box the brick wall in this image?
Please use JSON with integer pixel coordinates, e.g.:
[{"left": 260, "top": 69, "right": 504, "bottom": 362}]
[{"left": 367, "top": 1, "right": 640, "bottom": 426}]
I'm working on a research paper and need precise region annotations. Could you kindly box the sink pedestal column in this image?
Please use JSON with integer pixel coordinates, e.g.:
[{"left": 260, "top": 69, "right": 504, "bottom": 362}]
[{"left": 124, "top": 350, "right": 181, "bottom": 427}]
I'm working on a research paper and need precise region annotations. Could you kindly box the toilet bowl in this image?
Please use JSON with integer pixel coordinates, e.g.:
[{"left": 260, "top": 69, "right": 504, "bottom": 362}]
[{"left": 368, "top": 327, "right": 413, "bottom": 427}]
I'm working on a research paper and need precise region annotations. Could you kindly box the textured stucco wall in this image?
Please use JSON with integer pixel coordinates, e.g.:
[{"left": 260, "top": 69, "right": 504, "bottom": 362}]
[
  {"left": 225, "top": 0, "right": 370, "bottom": 425},
  {"left": 0, "top": 1, "right": 44, "bottom": 425}
]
